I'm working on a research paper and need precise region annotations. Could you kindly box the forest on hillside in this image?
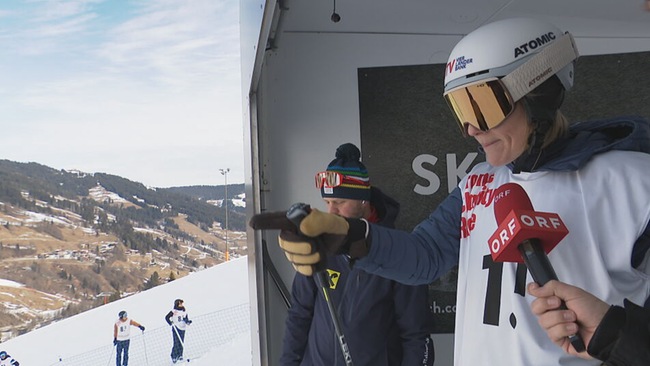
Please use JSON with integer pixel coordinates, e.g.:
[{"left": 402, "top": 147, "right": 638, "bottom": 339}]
[{"left": 0, "top": 160, "right": 247, "bottom": 232}]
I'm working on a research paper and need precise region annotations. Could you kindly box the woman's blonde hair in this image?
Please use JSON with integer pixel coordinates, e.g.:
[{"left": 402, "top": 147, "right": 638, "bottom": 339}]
[
  {"left": 521, "top": 105, "right": 569, "bottom": 151},
  {"left": 522, "top": 76, "right": 570, "bottom": 149},
  {"left": 541, "top": 110, "right": 569, "bottom": 148}
]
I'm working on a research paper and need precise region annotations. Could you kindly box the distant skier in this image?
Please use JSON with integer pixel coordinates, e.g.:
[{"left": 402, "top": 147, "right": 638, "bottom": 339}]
[
  {"left": 0, "top": 351, "right": 19, "bottom": 366},
  {"left": 165, "top": 299, "right": 192, "bottom": 363},
  {"left": 113, "top": 310, "right": 145, "bottom": 366}
]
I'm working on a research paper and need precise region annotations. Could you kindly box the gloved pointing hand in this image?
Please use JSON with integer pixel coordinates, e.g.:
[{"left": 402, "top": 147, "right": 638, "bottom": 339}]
[
  {"left": 249, "top": 205, "right": 369, "bottom": 276},
  {"left": 139, "top": 325, "right": 145, "bottom": 331}
]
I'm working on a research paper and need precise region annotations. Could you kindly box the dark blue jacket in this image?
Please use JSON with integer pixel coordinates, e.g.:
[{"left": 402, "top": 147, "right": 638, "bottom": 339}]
[{"left": 280, "top": 187, "right": 435, "bottom": 366}]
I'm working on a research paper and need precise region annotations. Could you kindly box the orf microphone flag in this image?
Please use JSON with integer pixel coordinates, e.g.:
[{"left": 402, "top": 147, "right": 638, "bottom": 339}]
[
  {"left": 489, "top": 182, "right": 585, "bottom": 353},
  {"left": 489, "top": 183, "right": 568, "bottom": 283}
]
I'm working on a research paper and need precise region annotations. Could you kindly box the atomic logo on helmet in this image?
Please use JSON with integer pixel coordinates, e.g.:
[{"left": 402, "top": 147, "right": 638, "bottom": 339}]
[{"left": 514, "top": 32, "right": 557, "bottom": 58}]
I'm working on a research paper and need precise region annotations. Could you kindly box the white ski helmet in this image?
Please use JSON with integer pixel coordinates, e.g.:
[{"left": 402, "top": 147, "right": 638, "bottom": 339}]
[{"left": 443, "top": 18, "right": 579, "bottom": 134}]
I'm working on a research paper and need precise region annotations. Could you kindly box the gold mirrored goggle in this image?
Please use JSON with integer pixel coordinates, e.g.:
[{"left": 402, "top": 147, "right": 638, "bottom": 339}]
[{"left": 444, "top": 78, "right": 514, "bottom": 136}]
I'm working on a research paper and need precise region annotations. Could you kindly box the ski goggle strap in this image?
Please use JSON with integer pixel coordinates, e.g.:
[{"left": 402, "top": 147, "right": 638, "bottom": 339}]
[
  {"left": 502, "top": 33, "right": 579, "bottom": 102},
  {"left": 443, "top": 33, "right": 579, "bottom": 135}
]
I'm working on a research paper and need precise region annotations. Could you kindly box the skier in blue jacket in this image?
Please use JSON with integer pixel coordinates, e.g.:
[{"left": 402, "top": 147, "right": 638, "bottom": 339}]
[
  {"left": 280, "top": 143, "right": 434, "bottom": 366},
  {"left": 0, "top": 351, "right": 19, "bottom": 366}
]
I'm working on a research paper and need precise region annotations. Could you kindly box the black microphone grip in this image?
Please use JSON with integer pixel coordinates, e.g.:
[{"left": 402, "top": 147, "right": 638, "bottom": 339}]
[{"left": 518, "top": 239, "right": 586, "bottom": 353}]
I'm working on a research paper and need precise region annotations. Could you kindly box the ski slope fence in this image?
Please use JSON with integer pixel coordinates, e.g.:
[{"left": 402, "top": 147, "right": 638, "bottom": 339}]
[{"left": 49, "top": 303, "right": 250, "bottom": 366}]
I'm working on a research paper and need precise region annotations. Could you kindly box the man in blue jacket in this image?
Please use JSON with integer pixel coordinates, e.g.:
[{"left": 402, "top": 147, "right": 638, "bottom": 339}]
[{"left": 279, "top": 143, "right": 435, "bottom": 366}]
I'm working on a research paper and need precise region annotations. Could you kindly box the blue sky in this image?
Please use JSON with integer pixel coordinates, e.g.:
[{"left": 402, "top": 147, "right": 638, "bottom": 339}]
[{"left": 0, "top": 0, "right": 243, "bottom": 187}]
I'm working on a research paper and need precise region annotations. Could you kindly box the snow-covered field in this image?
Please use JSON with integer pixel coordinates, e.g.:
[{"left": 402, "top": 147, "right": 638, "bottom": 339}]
[{"left": 1, "top": 257, "right": 252, "bottom": 366}]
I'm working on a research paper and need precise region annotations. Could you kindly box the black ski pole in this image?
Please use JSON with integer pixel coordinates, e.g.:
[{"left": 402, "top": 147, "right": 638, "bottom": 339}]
[{"left": 286, "top": 203, "right": 354, "bottom": 366}]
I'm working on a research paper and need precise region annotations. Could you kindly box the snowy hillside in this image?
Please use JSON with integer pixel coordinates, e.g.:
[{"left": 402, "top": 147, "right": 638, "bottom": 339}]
[
  {"left": 1, "top": 257, "right": 252, "bottom": 366},
  {"left": 0, "top": 161, "right": 248, "bottom": 339}
]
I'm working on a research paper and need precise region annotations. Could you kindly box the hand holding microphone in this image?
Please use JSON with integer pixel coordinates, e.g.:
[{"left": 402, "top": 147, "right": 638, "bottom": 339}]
[
  {"left": 528, "top": 280, "right": 609, "bottom": 359},
  {"left": 489, "top": 183, "right": 586, "bottom": 353}
]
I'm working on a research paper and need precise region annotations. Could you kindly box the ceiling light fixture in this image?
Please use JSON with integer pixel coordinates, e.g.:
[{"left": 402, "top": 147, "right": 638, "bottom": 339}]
[{"left": 331, "top": 0, "right": 341, "bottom": 23}]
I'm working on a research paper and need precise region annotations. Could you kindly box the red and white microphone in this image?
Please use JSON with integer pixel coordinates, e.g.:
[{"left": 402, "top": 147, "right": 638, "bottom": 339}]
[
  {"left": 489, "top": 182, "right": 585, "bottom": 352},
  {"left": 489, "top": 183, "right": 568, "bottom": 282}
]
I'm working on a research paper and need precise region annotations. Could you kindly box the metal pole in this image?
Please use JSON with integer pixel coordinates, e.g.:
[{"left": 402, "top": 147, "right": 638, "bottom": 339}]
[
  {"left": 219, "top": 168, "right": 230, "bottom": 261},
  {"left": 106, "top": 343, "right": 115, "bottom": 366},
  {"left": 225, "top": 170, "right": 228, "bottom": 260},
  {"left": 142, "top": 330, "right": 149, "bottom": 366}
]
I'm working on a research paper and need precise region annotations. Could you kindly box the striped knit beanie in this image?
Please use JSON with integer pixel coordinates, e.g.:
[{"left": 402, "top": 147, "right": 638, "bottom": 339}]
[{"left": 320, "top": 143, "right": 371, "bottom": 201}]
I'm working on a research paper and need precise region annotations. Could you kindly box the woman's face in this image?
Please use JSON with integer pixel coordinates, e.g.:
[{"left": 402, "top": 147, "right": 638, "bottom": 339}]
[{"left": 467, "top": 101, "right": 530, "bottom": 167}]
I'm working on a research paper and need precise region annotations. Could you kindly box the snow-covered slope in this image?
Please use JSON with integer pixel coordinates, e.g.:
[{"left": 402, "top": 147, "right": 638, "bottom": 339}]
[{"left": 1, "top": 257, "right": 251, "bottom": 366}]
